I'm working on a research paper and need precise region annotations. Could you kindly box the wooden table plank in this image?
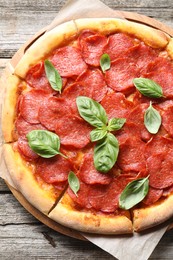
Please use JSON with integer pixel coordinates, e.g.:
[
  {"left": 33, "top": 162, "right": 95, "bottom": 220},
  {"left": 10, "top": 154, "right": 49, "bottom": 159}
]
[
  {"left": 1, "top": 0, "right": 173, "bottom": 259},
  {"left": 1, "top": 0, "right": 173, "bottom": 57}
]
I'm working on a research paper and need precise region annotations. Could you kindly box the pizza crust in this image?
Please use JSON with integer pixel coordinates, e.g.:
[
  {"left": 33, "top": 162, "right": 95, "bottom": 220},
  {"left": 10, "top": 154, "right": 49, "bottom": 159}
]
[
  {"left": 133, "top": 195, "right": 173, "bottom": 231},
  {"left": 14, "top": 20, "right": 78, "bottom": 78},
  {"left": 49, "top": 193, "right": 133, "bottom": 234},
  {"left": 14, "top": 18, "right": 170, "bottom": 80},
  {"left": 3, "top": 144, "right": 59, "bottom": 215},
  {"left": 74, "top": 18, "right": 170, "bottom": 48},
  {"left": 166, "top": 37, "right": 173, "bottom": 59},
  {"left": 1, "top": 75, "right": 21, "bottom": 142}
]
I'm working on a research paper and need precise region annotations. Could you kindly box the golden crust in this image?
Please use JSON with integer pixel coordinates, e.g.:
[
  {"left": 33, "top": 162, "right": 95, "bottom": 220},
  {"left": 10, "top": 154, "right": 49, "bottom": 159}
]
[
  {"left": 74, "top": 18, "right": 170, "bottom": 48},
  {"left": 133, "top": 195, "right": 173, "bottom": 232},
  {"left": 49, "top": 193, "right": 133, "bottom": 234},
  {"left": 3, "top": 144, "right": 57, "bottom": 215},
  {"left": 14, "top": 18, "right": 170, "bottom": 80},
  {"left": 166, "top": 37, "right": 173, "bottom": 59},
  {"left": 1, "top": 75, "right": 21, "bottom": 142},
  {"left": 14, "top": 20, "right": 78, "bottom": 78}
]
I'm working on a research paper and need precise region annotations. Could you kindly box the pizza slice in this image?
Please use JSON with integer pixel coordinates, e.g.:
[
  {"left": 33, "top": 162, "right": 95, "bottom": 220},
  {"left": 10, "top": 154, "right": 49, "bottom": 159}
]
[{"left": 1, "top": 75, "right": 73, "bottom": 215}]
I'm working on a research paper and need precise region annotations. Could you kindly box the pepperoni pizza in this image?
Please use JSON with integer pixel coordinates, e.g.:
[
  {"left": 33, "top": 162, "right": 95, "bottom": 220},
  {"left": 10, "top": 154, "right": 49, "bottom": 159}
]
[{"left": 2, "top": 18, "right": 173, "bottom": 234}]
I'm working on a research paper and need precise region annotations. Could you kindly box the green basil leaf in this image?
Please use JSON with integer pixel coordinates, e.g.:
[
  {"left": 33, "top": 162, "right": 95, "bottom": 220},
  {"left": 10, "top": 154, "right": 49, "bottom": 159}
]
[
  {"left": 94, "top": 133, "right": 119, "bottom": 173},
  {"left": 90, "top": 128, "right": 107, "bottom": 142},
  {"left": 119, "top": 177, "right": 149, "bottom": 210},
  {"left": 44, "top": 60, "right": 62, "bottom": 93},
  {"left": 133, "top": 78, "right": 164, "bottom": 98},
  {"left": 76, "top": 96, "right": 108, "bottom": 128},
  {"left": 144, "top": 102, "right": 162, "bottom": 134},
  {"left": 27, "top": 130, "right": 63, "bottom": 158},
  {"left": 100, "top": 53, "right": 111, "bottom": 72},
  {"left": 68, "top": 171, "right": 80, "bottom": 196},
  {"left": 107, "top": 118, "right": 126, "bottom": 132}
]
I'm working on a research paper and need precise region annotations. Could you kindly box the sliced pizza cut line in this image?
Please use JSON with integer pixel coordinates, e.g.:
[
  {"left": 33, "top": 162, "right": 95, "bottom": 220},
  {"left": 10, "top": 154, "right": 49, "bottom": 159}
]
[
  {"left": 133, "top": 195, "right": 173, "bottom": 231},
  {"left": 48, "top": 192, "right": 133, "bottom": 235},
  {"left": 3, "top": 143, "right": 59, "bottom": 214}
]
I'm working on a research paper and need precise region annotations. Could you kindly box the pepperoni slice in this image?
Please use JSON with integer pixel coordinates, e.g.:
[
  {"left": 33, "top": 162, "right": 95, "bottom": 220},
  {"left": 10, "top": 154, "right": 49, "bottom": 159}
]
[
  {"left": 17, "top": 138, "right": 39, "bottom": 161},
  {"left": 105, "top": 58, "right": 139, "bottom": 94},
  {"left": 36, "top": 155, "right": 73, "bottom": 184},
  {"left": 101, "top": 92, "right": 134, "bottom": 119},
  {"left": 142, "top": 187, "right": 163, "bottom": 205},
  {"left": 104, "top": 33, "right": 134, "bottom": 61},
  {"left": 62, "top": 82, "right": 91, "bottom": 114},
  {"left": 133, "top": 90, "right": 163, "bottom": 107},
  {"left": 26, "top": 62, "right": 53, "bottom": 93},
  {"left": 78, "top": 152, "right": 112, "bottom": 185},
  {"left": 147, "top": 153, "right": 173, "bottom": 189},
  {"left": 55, "top": 115, "right": 92, "bottom": 149},
  {"left": 50, "top": 46, "right": 87, "bottom": 77},
  {"left": 38, "top": 97, "right": 69, "bottom": 131},
  {"left": 146, "top": 136, "right": 173, "bottom": 188},
  {"left": 127, "top": 103, "right": 153, "bottom": 142},
  {"left": 124, "top": 44, "right": 158, "bottom": 72},
  {"left": 88, "top": 175, "right": 137, "bottom": 213},
  {"left": 68, "top": 182, "right": 91, "bottom": 209},
  {"left": 143, "top": 57, "right": 173, "bottom": 98},
  {"left": 78, "top": 30, "right": 96, "bottom": 48},
  {"left": 162, "top": 106, "right": 173, "bottom": 137},
  {"left": 15, "top": 115, "right": 46, "bottom": 138},
  {"left": 19, "top": 90, "right": 49, "bottom": 124},
  {"left": 145, "top": 135, "right": 171, "bottom": 158},
  {"left": 76, "top": 69, "right": 107, "bottom": 102},
  {"left": 80, "top": 34, "right": 108, "bottom": 67},
  {"left": 117, "top": 136, "right": 147, "bottom": 174}
]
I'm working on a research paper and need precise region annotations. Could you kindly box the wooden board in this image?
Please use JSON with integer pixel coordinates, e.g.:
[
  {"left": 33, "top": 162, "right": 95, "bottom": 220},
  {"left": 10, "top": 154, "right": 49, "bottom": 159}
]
[{"left": 4, "top": 10, "right": 173, "bottom": 240}]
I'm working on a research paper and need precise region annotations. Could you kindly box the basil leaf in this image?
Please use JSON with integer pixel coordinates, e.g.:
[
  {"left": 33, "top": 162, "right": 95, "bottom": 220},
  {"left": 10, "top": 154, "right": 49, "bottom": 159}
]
[
  {"left": 90, "top": 128, "right": 107, "bottom": 142},
  {"left": 133, "top": 78, "right": 164, "bottom": 98},
  {"left": 94, "top": 133, "right": 119, "bottom": 173},
  {"left": 44, "top": 60, "right": 62, "bottom": 93},
  {"left": 68, "top": 171, "right": 80, "bottom": 196},
  {"left": 76, "top": 96, "right": 108, "bottom": 128},
  {"left": 27, "top": 130, "right": 63, "bottom": 158},
  {"left": 144, "top": 102, "right": 162, "bottom": 134},
  {"left": 119, "top": 177, "right": 149, "bottom": 210},
  {"left": 100, "top": 53, "right": 111, "bottom": 72},
  {"left": 107, "top": 118, "right": 126, "bottom": 132}
]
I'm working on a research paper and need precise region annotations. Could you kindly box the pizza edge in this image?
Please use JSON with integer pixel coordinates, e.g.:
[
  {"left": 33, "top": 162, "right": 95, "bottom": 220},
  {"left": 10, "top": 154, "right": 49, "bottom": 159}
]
[
  {"left": 14, "top": 20, "right": 78, "bottom": 78},
  {"left": 133, "top": 196, "right": 173, "bottom": 232},
  {"left": 48, "top": 193, "right": 133, "bottom": 234},
  {"left": 3, "top": 144, "right": 60, "bottom": 215},
  {"left": 1, "top": 75, "right": 21, "bottom": 142},
  {"left": 74, "top": 18, "right": 170, "bottom": 48},
  {"left": 14, "top": 18, "right": 171, "bottom": 80}
]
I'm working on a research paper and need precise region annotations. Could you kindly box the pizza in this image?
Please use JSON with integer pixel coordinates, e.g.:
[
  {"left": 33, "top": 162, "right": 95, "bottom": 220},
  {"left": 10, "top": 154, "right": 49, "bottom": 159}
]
[{"left": 2, "top": 17, "right": 173, "bottom": 235}]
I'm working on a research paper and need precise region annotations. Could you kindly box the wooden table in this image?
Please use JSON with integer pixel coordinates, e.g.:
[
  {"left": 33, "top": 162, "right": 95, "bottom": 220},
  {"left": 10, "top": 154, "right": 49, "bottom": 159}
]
[{"left": 1, "top": 0, "right": 173, "bottom": 259}]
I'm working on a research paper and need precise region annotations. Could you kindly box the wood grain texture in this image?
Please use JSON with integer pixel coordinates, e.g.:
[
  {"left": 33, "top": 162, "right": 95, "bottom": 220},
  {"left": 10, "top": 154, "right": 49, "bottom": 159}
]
[
  {"left": 1, "top": 0, "right": 173, "bottom": 57},
  {"left": 1, "top": 0, "right": 173, "bottom": 259}
]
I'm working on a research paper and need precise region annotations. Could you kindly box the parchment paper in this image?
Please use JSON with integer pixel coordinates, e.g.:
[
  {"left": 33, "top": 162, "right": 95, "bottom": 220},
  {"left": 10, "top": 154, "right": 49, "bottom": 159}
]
[{"left": 0, "top": 0, "right": 170, "bottom": 259}]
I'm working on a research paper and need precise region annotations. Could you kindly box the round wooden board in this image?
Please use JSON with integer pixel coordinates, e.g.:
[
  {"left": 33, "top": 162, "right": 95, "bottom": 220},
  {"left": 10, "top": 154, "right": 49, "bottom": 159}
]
[
  {"left": 6, "top": 183, "right": 86, "bottom": 240},
  {"left": 4, "top": 10, "right": 173, "bottom": 240}
]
